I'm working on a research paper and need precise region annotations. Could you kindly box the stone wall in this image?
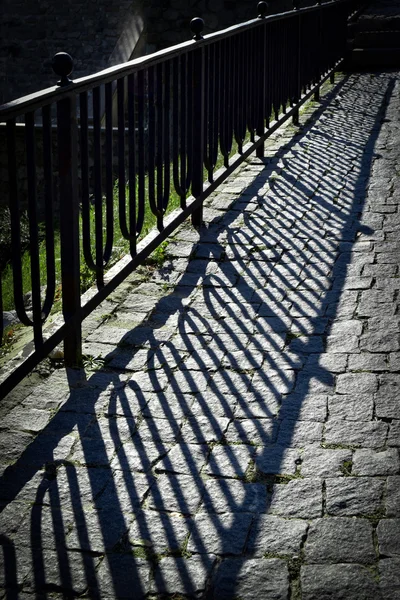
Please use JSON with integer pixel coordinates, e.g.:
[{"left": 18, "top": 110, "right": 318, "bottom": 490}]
[{"left": 0, "top": 0, "right": 296, "bottom": 105}]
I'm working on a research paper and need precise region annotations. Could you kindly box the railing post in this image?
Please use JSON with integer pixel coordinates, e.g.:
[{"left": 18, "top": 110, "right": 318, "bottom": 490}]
[
  {"left": 53, "top": 53, "right": 82, "bottom": 367},
  {"left": 190, "top": 18, "right": 205, "bottom": 229},
  {"left": 314, "top": 0, "right": 322, "bottom": 101},
  {"left": 292, "top": 0, "right": 301, "bottom": 126},
  {"left": 256, "top": 1, "right": 268, "bottom": 159}
]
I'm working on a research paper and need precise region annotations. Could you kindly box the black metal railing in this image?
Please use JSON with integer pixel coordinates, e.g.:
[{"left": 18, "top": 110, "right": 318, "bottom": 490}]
[{"left": 0, "top": 0, "right": 358, "bottom": 398}]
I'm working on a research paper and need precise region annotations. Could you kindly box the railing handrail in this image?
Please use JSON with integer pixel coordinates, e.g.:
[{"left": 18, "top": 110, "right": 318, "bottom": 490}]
[
  {"left": 0, "top": 0, "right": 357, "bottom": 398},
  {"left": 0, "top": 0, "right": 344, "bottom": 121}
]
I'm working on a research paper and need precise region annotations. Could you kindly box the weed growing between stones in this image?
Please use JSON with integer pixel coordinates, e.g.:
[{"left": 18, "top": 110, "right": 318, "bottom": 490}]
[{"left": 340, "top": 459, "right": 353, "bottom": 476}]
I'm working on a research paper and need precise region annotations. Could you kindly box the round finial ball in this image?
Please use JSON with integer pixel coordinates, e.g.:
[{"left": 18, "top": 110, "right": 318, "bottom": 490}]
[
  {"left": 258, "top": 1, "right": 268, "bottom": 17},
  {"left": 190, "top": 17, "right": 204, "bottom": 40},
  {"left": 52, "top": 52, "right": 73, "bottom": 78}
]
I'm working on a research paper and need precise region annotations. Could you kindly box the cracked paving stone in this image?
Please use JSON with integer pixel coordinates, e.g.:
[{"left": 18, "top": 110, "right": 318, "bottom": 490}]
[
  {"left": 96, "top": 471, "right": 155, "bottom": 511},
  {"left": 225, "top": 418, "right": 277, "bottom": 446},
  {"left": 205, "top": 445, "right": 256, "bottom": 478},
  {"left": 66, "top": 507, "right": 130, "bottom": 553},
  {"left": 326, "top": 477, "right": 385, "bottom": 516},
  {"left": 180, "top": 415, "right": 231, "bottom": 444},
  {"left": 301, "top": 564, "right": 381, "bottom": 600},
  {"left": 246, "top": 515, "right": 308, "bottom": 557},
  {"left": 111, "top": 440, "right": 168, "bottom": 473},
  {"left": 147, "top": 473, "right": 205, "bottom": 514},
  {"left": 96, "top": 555, "right": 151, "bottom": 599},
  {"left": 22, "top": 548, "right": 100, "bottom": 596},
  {"left": 304, "top": 517, "right": 375, "bottom": 564},
  {"left": 201, "top": 479, "right": 268, "bottom": 513},
  {"left": 127, "top": 510, "right": 193, "bottom": 553},
  {"left": 211, "top": 557, "right": 289, "bottom": 600},
  {"left": 188, "top": 512, "right": 253, "bottom": 555},
  {"left": 155, "top": 443, "right": 209, "bottom": 475},
  {"left": 151, "top": 555, "right": 216, "bottom": 596},
  {"left": 142, "top": 391, "right": 195, "bottom": 422},
  {"left": 269, "top": 478, "right": 322, "bottom": 519},
  {"left": 134, "top": 416, "right": 181, "bottom": 444},
  {"left": 377, "top": 519, "right": 400, "bottom": 557}
]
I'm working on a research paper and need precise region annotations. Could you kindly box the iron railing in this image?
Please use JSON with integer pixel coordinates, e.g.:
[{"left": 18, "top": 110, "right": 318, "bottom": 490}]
[{"left": 0, "top": 0, "right": 357, "bottom": 398}]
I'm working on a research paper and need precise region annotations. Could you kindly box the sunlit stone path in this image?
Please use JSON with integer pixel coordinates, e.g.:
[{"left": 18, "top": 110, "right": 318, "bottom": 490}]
[{"left": 1, "top": 71, "right": 400, "bottom": 599}]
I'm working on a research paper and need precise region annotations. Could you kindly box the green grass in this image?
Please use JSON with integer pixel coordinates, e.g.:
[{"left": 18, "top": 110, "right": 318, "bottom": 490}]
[
  {"left": 0, "top": 176, "right": 182, "bottom": 313},
  {"left": 0, "top": 128, "right": 247, "bottom": 318}
]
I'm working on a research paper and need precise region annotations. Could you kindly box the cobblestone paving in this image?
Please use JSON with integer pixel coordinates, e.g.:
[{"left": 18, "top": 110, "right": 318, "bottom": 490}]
[{"left": 1, "top": 71, "right": 400, "bottom": 599}]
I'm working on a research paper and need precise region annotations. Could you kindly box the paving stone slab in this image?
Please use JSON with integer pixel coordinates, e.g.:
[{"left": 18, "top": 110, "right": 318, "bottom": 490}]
[
  {"left": 327, "top": 394, "right": 374, "bottom": 421},
  {"left": 188, "top": 512, "right": 253, "bottom": 555},
  {"left": 301, "top": 446, "right": 352, "bottom": 478},
  {"left": 269, "top": 478, "right": 322, "bottom": 519},
  {"left": 326, "top": 477, "right": 385, "bottom": 516},
  {"left": 301, "top": 564, "right": 382, "bottom": 600},
  {"left": 146, "top": 473, "right": 205, "bottom": 515},
  {"left": 377, "top": 518, "right": 400, "bottom": 557},
  {"left": 211, "top": 557, "right": 289, "bottom": 600},
  {"left": 323, "top": 419, "right": 388, "bottom": 448},
  {"left": 379, "top": 558, "right": 400, "bottom": 600},
  {"left": 151, "top": 555, "right": 216, "bottom": 596},
  {"left": 352, "top": 449, "right": 400, "bottom": 476},
  {"left": 304, "top": 517, "right": 375, "bottom": 564},
  {"left": 386, "top": 476, "right": 400, "bottom": 517},
  {"left": 205, "top": 445, "right": 256, "bottom": 478},
  {"left": 95, "top": 555, "right": 151, "bottom": 599},
  {"left": 201, "top": 479, "right": 268, "bottom": 513},
  {"left": 246, "top": 515, "right": 308, "bottom": 557}
]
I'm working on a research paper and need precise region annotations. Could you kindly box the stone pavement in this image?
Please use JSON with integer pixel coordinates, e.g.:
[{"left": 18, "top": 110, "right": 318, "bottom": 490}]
[{"left": 1, "top": 71, "right": 400, "bottom": 599}]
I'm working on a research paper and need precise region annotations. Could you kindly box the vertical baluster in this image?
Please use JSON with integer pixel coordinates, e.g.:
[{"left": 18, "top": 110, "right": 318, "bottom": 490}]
[
  {"left": 93, "top": 86, "right": 104, "bottom": 287},
  {"left": 41, "top": 104, "right": 56, "bottom": 318},
  {"left": 79, "top": 92, "right": 95, "bottom": 270},
  {"left": 156, "top": 63, "right": 164, "bottom": 231},
  {"left": 104, "top": 81, "right": 114, "bottom": 262},
  {"left": 233, "top": 33, "right": 243, "bottom": 153},
  {"left": 117, "top": 77, "right": 129, "bottom": 240},
  {"left": 272, "top": 22, "right": 280, "bottom": 121},
  {"left": 25, "top": 111, "right": 43, "bottom": 347},
  {"left": 256, "top": 22, "right": 267, "bottom": 158},
  {"left": 293, "top": 11, "right": 301, "bottom": 126},
  {"left": 57, "top": 92, "right": 81, "bottom": 367},
  {"left": 148, "top": 66, "right": 157, "bottom": 218},
  {"left": 191, "top": 39, "right": 205, "bottom": 226},
  {"left": 137, "top": 69, "right": 146, "bottom": 226},
  {"left": 163, "top": 61, "right": 171, "bottom": 215},
  {"left": 180, "top": 54, "right": 188, "bottom": 205},
  {"left": 7, "top": 120, "right": 30, "bottom": 326},
  {"left": 315, "top": 3, "right": 322, "bottom": 100},
  {"left": 186, "top": 52, "right": 193, "bottom": 194},
  {"left": 127, "top": 73, "right": 137, "bottom": 256}
]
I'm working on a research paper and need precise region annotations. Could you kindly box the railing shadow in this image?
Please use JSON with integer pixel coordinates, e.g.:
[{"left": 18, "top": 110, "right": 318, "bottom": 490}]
[{"left": 0, "top": 71, "right": 395, "bottom": 598}]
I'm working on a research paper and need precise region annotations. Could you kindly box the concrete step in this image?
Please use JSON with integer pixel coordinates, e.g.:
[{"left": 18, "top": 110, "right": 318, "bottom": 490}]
[
  {"left": 351, "top": 46, "right": 400, "bottom": 67},
  {"left": 354, "top": 30, "right": 400, "bottom": 48},
  {"left": 353, "top": 16, "right": 400, "bottom": 31}
]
